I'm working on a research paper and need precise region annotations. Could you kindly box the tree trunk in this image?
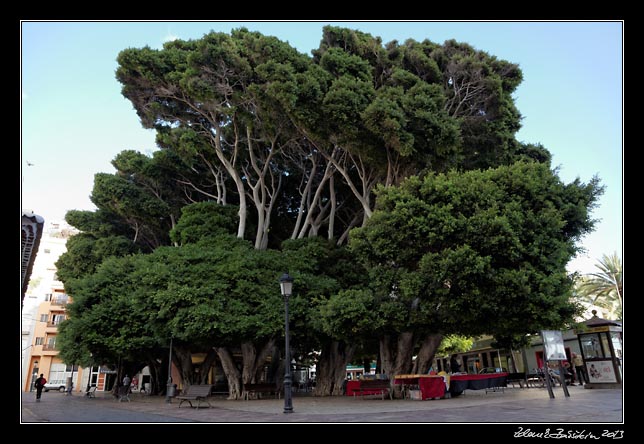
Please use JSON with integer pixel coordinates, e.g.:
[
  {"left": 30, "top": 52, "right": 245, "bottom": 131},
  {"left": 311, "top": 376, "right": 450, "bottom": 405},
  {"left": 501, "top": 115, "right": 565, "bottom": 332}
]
[
  {"left": 328, "top": 175, "right": 336, "bottom": 240},
  {"left": 211, "top": 121, "right": 247, "bottom": 239},
  {"left": 241, "top": 341, "right": 257, "bottom": 385},
  {"left": 266, "top": 344, "right": 281, "bottom": 385},
  {"left": 325, "top": 147, "right": 374, "bottom": 220},
  {"left": 291, "top": 154, "right": 316, "bottom": 239},
  {"left": 245, "top": 131, "right": 281, "bottom": 250},
  {"left": 240, "top": 339, "right": 275, "bottom": 384},
  {"left": 412, "top": 333, "right": 444, "bottom": 374},
  {"left": 313, "top": 340, "right": 356, "bottom": 397},
  {"left": 363, "top": 358, "right": 371, "bottom": 374},
  {"left": 215, "top": 347, "right": 242, "bottom": 400},
  {"left": 379, "top": 332, "right": 415, "bottom": 398},
  {"left": 198, "top": 348, "right": 219, "bottom": 384},
  {"left": 337, "top": 211, "right": 361, "bottom": 246},
  {"left": 149, "top": 359, "right": 163, "bottom": 395},
  {"left": 172, "top": 345, "right": 195, "bottom": 389},
  {"left": 143, "top": 352, "right": 171, "bottom": 396},
  {"left": 255, "top": 342, "right": 277, "bottom": 382},
  {"left": 298, "top": 160, "right": 334, "bottom": 239}
]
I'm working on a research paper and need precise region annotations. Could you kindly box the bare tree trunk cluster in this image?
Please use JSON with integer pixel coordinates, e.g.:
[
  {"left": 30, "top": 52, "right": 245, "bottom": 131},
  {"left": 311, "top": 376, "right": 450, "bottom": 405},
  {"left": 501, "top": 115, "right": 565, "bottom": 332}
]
[
  {"left": 412, "top": 333, "right": 443, "bottom": 374},
  {"left": 216, "top": 347, "right": 243, "bottom": 400},
  {"left": 379, "top": 332, "right": 415, "bottom": 399},
  {"left": 313, "top": 340, "right": 356, "bottom": 396}
]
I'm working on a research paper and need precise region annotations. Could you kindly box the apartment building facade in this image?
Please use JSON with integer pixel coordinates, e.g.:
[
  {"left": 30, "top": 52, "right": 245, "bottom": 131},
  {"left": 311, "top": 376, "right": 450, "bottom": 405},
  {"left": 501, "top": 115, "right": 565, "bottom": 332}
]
[
  {"left": 25, "top": 290, "right": 76, "bottom": 391},
  {"left": 21, "top": 220, "right": 91, "bottom": 392}
]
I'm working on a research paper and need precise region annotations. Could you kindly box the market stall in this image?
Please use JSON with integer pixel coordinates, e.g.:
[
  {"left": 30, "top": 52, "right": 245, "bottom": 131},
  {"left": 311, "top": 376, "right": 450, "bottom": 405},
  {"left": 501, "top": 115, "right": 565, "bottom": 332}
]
[
  {"left": 449, "top": 372, "right": 508, "bottom": 397},
  {"left": 393, "top": 374, "right": 447, "bottom": 400}
]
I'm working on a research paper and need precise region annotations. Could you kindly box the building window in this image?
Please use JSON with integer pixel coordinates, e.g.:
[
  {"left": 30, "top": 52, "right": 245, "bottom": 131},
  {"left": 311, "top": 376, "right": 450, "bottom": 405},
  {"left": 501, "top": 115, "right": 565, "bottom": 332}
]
[
  {"left": 51, "top": 294, "right": 68, "bottom": 305},
  {"left": 40, "top": 314, "right": 48, "bottom": 323},
  {"left": 52, "top": 314, "right": 66, "bottom": 325},
  {"left": 45, "top": 337, "right": 56, "bottom": 350},
  {"left": 35, "top": 337, "right": 44, "bottom": 345},
  {"left": 49, "top": 363, "right": 67, "bottom": 385},
  {"left": 44, "top": 293, "right": 52, "bottom": 301},
  {"left": 44, "top": 248, "right": 51, "bottom": 254}
]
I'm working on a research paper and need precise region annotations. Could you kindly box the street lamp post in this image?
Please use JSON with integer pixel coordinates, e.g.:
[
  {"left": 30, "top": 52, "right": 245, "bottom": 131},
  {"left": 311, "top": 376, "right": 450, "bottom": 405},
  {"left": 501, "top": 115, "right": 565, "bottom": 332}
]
[
  {"left": 86, "top": 354, "right": 93, "bottom": 395},
  {"left": 280, "top": 272, "right": 294, "bottom": 414},
  {"left": 166, "top": 337, "right": 173, "bottom": 403}
]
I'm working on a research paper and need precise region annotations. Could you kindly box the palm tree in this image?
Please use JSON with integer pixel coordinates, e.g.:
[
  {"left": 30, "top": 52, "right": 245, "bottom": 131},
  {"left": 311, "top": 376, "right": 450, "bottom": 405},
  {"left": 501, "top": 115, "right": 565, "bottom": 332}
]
[{"left": 578, "top": 252, "right": 623, "bottom": 320}]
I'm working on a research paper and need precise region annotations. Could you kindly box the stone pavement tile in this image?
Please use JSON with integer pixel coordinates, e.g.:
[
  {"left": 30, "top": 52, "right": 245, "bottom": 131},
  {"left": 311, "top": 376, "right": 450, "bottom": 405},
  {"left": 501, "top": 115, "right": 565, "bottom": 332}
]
[{"left": 87, "top": 385, "right": 622, "bottom": 423}]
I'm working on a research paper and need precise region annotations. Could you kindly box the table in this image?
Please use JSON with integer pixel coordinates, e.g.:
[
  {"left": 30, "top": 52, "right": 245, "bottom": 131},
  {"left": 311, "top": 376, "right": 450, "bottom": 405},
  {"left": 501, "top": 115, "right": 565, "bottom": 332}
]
[
  {"left": 345, "top": 380, "right": 389, "bottom": 396},
  {"left": 393, "top": 375, "right": 446, "bottom": 400},
  {"left": 449, "top": 373, "right": 508, "bottom": 397}
]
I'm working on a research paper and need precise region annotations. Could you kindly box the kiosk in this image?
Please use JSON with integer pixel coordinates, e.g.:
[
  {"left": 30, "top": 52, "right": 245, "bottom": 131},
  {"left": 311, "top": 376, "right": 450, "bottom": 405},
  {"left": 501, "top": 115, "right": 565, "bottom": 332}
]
[{"left": 576, "top": 310, "right": 622, "bottom": 389}]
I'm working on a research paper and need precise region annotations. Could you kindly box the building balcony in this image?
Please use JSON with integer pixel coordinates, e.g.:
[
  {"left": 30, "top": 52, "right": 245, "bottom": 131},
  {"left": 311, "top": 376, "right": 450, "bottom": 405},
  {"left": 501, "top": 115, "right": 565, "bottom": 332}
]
[
  {"left": 41, "top": 348, "right": 58, "bottom": 356},
  {"left": 50, "top": 300, "right": 68, "bottom": 308},
  {"left": 42, "top": 344, "right": 57, "bottom": 351}
]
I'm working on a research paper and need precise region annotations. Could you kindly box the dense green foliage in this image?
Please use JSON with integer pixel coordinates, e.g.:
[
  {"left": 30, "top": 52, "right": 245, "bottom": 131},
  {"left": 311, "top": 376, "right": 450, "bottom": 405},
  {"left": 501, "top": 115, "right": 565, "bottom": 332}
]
[
  {"left": 349, "top": 162, "right": 602, "bottom": 339},
  {"left": 114, "top": 26, "right": 544, "bottom": 248}
]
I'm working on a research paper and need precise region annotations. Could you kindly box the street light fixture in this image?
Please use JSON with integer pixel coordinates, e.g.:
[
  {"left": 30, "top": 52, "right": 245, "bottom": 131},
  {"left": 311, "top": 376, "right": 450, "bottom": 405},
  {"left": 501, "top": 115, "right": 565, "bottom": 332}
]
[{"left": 280, "top": 272, "right": 294, "bottom": 414}]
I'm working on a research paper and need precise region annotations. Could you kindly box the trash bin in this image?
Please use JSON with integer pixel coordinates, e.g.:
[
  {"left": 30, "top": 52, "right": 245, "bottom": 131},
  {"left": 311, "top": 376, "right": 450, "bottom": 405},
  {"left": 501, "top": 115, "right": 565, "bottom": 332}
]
[
  {"left": 144, "top": 382, "right": 151, "bottom": 394},
  {"left": 167, "top": 383, "right": 176, "bottom": 397}
]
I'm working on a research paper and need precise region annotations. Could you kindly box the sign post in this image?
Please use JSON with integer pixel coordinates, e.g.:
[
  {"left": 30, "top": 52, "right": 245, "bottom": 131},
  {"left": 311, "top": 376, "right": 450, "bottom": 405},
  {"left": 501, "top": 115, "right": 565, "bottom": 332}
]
[{"left": 541, "top": 330, "right": 570, "bottom": 398}]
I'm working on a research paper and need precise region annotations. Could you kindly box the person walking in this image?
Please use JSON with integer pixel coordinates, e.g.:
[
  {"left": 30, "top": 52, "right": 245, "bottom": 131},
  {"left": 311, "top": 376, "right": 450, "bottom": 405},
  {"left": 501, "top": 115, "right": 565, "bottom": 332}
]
[
  {"left": 572, "top": 353, "right": 588, "bottom": 385},
  {"left": 34, "top": 374, "right": 47, "bottom": 402},
  {"left": 123, "top": 374, "right": 131, "bottom": 393}
]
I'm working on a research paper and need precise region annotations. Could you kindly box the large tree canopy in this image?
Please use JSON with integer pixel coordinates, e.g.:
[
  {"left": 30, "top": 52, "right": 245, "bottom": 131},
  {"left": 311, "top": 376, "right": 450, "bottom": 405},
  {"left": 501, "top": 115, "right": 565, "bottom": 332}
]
[
  {"left": 115, "top": 26, "right": 541, "bottom": 249},
  {"left": 345, "top": 161, "right": 602, "bottom": 381},
  {"left": 350, "top": 161, "right": 602, "bottom": 337},
  {"left": 55, "top": 27, "right": 603, "bottom": 398}
]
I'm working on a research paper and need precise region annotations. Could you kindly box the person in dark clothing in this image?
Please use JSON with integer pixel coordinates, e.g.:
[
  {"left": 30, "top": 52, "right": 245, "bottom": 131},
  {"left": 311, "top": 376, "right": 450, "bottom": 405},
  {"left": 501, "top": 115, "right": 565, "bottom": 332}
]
[
  {"left": 34, "top": 374, "right": 47, "bottom": 401},
  {"left": 450, "top": 355, "right": 461, "bottom": 373}
]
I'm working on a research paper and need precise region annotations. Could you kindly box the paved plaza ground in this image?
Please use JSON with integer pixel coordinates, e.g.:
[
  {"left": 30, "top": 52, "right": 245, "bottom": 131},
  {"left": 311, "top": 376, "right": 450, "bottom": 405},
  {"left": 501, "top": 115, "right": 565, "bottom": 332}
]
[{"left": 21, "top": 383, "right": 623, "bottom": 428}]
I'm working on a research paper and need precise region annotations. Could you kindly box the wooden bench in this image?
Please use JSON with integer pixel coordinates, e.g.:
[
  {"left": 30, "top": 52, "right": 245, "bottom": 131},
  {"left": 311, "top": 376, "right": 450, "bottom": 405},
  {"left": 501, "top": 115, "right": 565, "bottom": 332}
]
[
  {"left": 356, "top": 379, "right": 392, "bottom": 400},
  {"left": 176, "top": 384, "right": 213, "bottom": 409},
  {"left": 243, "top": 383, "right": 280, "bottom": 400}
]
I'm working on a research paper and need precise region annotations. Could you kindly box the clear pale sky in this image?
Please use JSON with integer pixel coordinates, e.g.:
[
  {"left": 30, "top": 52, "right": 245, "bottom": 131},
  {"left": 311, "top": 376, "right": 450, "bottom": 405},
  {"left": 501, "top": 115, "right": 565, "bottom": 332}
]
[{"left": 20, "top": 21, "right": 623, "bottom": 276}]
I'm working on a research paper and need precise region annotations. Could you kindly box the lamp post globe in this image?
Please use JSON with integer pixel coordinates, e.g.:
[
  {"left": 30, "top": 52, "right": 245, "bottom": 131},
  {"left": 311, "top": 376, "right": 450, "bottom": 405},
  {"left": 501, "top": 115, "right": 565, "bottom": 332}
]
[{"left": 280, "top": 272, "right": 294, "bottom": 414}]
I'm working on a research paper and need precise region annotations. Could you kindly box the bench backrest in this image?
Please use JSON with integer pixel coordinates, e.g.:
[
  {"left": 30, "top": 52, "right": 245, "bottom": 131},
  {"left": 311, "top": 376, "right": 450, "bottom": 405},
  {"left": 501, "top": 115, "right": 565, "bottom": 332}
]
[
  {"left": 244, "top": 383, "right": 277, "bottom": 391},
  {"left": 184, "top": 385, "right": 213, "bottom": 397},
  {"left": 360, "top": 379, "right": 390, "bottom": 388},
  {"left": 507, "top": 372, "right": 526, "bottom": 380}
]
